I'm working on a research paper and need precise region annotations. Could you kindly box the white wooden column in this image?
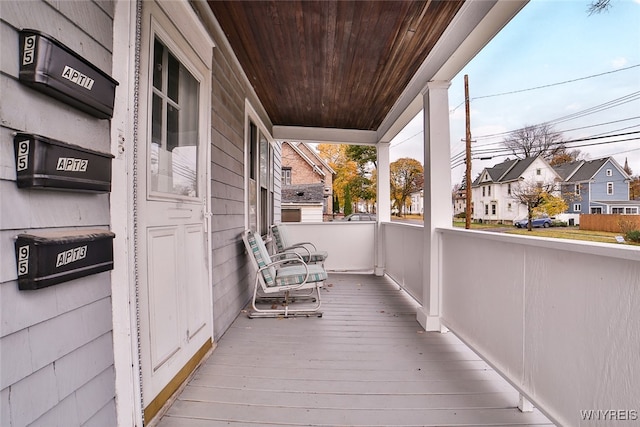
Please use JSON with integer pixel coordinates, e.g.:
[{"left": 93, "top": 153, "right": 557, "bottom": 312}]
[
  {"left": 375, "top": 141, "right": 391, "bottom": 276},
  {"left": 417, "top": 81, "right": 452, "bottom": 331}
]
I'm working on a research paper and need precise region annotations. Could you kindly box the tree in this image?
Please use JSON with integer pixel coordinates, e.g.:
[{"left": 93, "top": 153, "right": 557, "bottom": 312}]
[
  {"left": 510, "top": 179, "right": 559, "bottom": 231},
  {"left": 549, "top": 148, "right": 583, "bottom": 166},
  {"left": 333, "top": 194, "right": 340, "bottom": 214},
  {"left": 588, "top": 0, "right": 612, "bottom": 15},
  {"left": 535, "top": 193, "right": 568, "bottom": 218},
  {"left": 343, "top": 187, "right": 353, "bottom": 216},
  {"left": 630, "top": 176, "right": 640, "bottom": 201},
  {"left": 390, "top": 158, "right": 423, "bottom": 217},
  {"left": 345, "top": 145, "right": 377, "bottom": 170},
  {"left": 502, "top": 123, "right": 564, "bottom": 161}
]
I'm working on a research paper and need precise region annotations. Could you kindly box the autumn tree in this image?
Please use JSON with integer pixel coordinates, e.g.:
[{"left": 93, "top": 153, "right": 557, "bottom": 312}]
[
  {"left": 549, "top": 148, "right": 584, "bottom": 166},
  {"left": 317, "top": 144, "right": 376, "bottom": 213},
  {"left": 502, "top": 123, "right": 565, "bottom": 161},
  {"left": 390, "top": 158, "right": 423, "bottom": 217},
  {"left": 510, "top": 180, "right": 561, "bottom": 231}
]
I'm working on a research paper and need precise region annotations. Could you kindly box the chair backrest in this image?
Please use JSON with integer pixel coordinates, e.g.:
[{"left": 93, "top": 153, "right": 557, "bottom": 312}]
[
  {"left": 242, "top": 230, "right": 276, "bottom": 287},
  {"left": 271, "top": 224, "right": 287, "bottom": 253}
]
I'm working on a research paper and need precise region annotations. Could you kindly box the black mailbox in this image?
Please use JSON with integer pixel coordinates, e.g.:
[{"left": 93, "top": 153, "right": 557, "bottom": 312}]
[
  {"left": 18, "top": 29, "right": 119, "bottom": 119},
  {"left": 13, "top": 133, "right": 114, "bottom": 192},
  {"left": 15, "top": 229, "right": 115, "bottom": 290}
]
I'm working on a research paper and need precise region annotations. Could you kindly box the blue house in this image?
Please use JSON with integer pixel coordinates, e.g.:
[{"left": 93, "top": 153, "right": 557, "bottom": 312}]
[{"left": 554, "top": 157, "right": 638, "bottom": 214}]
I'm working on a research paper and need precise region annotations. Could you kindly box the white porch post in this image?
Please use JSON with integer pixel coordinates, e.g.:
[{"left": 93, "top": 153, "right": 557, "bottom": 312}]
[
  {"left": 375, "top": 142, "right": 391, "bottom": 276},
  {"left": 417, "top": 81, "right": 452, "bottom": 331}
]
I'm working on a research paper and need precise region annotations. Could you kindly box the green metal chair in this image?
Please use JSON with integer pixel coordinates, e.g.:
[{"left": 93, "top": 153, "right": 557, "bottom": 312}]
[
  {"left": 270, "top": 224, "right": 328, "bottom": 266},
  {"left": 242, "top": 230, "right": 326, "bottom": 318}
]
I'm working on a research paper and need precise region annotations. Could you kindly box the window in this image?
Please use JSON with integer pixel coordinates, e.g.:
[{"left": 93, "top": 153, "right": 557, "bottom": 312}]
[
  {"left": 612, "top": 208, "right": 624, "bottom": 214},
  {"left": 149, "top": 38, "right": 199, "bottom": 198},
  {"left": 507, "top": 203, "right": 512, "bottom": 211},
  {"left": 591, "top": 207, "right": 603, "bottom": 214},
  {"left": 247, "top": 117, "right": 274, "bottom": 235},
  {"left": 575, "top": 184, "right": 580, "bottom": 195},
  {"left": 282, "top": 167, "right": 292, "bottom": 185},
  {"left": 626, "top": 207, "right": 638, "bottom": 214},
  {"left": 606, "top": 169, "right": 612, "bottom": 176},
  {"left": 507, "top": 183, "right": 511, "bottom": 195},
  {"left": 536, "top": 168, "right": 541, "bottom": 176},
  {"left": 607, "top": 182, "right": 614, "bottom": 195},
  {"left": 482, "top": 187, "right": 485, "bottom": 197},
  {"left": 487, "top": 185, "right": 491, "bottom": 197},
  {"left": 484, "top": 205, "right": 488, "bottom": 215},
  {"left": 491, "top": 203, "right": 496, "bottom": 215},
  {"left": 573, "top": 203, "right": 581, "bottom": 212}
]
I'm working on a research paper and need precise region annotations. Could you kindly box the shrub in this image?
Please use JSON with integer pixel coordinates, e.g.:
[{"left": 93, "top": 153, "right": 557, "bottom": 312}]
[
  {"left": 625, "top": 230, "right": 640, "bottom": 243},
  {"left": 551, "top": 220, "right": 568, "bottom": 227}
]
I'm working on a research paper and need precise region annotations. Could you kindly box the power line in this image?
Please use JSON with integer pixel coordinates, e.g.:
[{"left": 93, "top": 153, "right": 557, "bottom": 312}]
[{"left": 450, "top": 64, "right": 640, "bottom": 113}]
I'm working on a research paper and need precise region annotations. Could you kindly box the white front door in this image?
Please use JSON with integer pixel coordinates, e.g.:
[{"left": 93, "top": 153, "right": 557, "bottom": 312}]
[{"left": 137, "top": 1, "right": 213, "bottom": 417}]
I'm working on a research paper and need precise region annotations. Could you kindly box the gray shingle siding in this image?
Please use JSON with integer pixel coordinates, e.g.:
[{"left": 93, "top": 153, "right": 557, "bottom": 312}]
[{"left": 0, "top": 2, "right": 117, "bottom": 426}]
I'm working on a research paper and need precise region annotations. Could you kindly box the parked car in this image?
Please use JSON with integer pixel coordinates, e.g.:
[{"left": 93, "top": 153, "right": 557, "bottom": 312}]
[
  {"left": 514, "top": 216, "right": 551, "bottom": 228},
  {"left": 343, "top": 213, "right": 376, "bottom": 221}
]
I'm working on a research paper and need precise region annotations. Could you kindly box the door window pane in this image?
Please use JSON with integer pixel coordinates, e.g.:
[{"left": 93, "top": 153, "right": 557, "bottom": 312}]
[{"left": 149, "top": 37, "right": 199, "bottom": 197}]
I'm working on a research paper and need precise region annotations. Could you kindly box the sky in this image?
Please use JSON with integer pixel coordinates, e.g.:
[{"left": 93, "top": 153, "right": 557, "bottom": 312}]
[{"left": 389, "top": 0, "right": 640, "bottom": 186}]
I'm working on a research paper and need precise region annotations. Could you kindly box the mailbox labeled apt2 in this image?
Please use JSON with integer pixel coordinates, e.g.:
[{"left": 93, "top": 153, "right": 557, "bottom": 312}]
[
  {"left": 19, "top": 29, "right": 118, "bottom": 119},
  {"left": 14, "top": 133, "right": 114, "bottom": 192},
  {"left": 15, "top": 229, "right": 115, "bottom": 290}
]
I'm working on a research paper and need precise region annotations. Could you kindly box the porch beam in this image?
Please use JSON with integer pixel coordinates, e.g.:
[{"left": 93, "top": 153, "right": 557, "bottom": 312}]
[
  {"left": 417, "top": 81, "right": 452, "bottom": 332},
  {"left": 273, "top": 125, "right": 378, "bottom": 145}
]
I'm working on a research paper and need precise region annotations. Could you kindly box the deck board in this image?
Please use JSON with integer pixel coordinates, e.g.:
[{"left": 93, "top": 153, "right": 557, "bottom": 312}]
[{"left": 156, "top": 274, "right": 554, "bottom": 427}]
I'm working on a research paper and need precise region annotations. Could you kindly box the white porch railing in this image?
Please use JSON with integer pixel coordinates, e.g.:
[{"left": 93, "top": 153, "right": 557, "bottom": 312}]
[
  {"left": 279, "top": 221, "right": 376, "bottom": 272},
  {"left": 439, "top": 228, "right": 640, "bottom": 426},
  {"left": 278, "top": 222, "right": 640, "bottom": 425},
  {"left": 380, "top": 222, "right": 424, "bottom": 303}
]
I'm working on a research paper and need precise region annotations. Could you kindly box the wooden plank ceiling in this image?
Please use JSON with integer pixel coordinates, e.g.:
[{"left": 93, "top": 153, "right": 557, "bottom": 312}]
[{"left": 207, "top": 0, "right": 465, "bottom": 131}]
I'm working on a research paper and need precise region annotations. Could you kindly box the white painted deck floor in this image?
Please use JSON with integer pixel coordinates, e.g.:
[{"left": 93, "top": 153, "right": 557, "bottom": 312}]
[{"left": 156, "top": 273, "right": 554, "bottom": 426}]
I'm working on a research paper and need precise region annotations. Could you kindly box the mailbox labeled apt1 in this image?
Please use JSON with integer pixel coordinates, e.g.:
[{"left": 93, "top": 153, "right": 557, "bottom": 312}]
[
  {"left": 15, "top": 229, "right": 115, "bottom": 290},
  {"left": 14, "top": 133, "right": 114, "bottom": 192},
  {"left": 19, "top": 29, "right": 118, "bottom": 119}
]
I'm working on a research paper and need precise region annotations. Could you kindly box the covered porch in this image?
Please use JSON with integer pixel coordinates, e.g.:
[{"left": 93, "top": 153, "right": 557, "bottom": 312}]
[{"left": 157, "top": 273, "right": 552, "bottom": 426}]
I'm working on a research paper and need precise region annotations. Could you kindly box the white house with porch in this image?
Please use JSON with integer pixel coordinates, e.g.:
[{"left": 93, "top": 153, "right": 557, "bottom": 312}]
[{"left": 1, "top": 1, "right": 638, "bottom": 427}]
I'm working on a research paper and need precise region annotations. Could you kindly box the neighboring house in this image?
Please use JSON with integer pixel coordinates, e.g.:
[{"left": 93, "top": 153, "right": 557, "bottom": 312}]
[
  {"left": 281, "top": 141, "right": 335, "bottom": 220},
  {"left": 471, "top": 156, "right": 561, "bottom": 223},
  {"left": 452, "top": 187, "right": 466, "bottom": 216},
  {"left": 281, "top": 183, "right": 325, "bottom": 222},
  {"left": 554, "top": 157, "right": 637, "bottom": 214},
  {"left": 408, "top": 190, "right": 424, "bottom": 215}
]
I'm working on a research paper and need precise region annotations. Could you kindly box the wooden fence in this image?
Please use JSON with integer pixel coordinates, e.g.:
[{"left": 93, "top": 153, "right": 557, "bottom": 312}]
[{"left": 580, "top": 214, "right": 640, "bottom": 233}]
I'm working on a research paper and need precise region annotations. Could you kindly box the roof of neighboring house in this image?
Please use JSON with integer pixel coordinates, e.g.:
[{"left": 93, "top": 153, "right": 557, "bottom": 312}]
[
  {"left": 282, "top": 183, "right": 325, "bottom": 204},
  {"left": 500, "top": 157, "right": 538, "bottom": 182},
  {"left": 472, "top": 157, "right": 541, "bottom": 186},
  {"left": 284, "top": 142, "right": 336, "bottom": 176},
  {"left": 552, "top": 160, "right": 583, "bottom": 181},
  {"left": 565, "top": 158, "right": 609, "bottom": 182},
  {"left": 554, "top": 157, "right": 631, "bottom": 183}
]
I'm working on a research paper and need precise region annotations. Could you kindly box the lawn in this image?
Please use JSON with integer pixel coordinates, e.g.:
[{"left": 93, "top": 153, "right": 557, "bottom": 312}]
[
  {"left": 451, "top": 220, "right": 639, "bottom": 246},
  {"left": 505, "top": 227, "right": 639, "bottom": 246}
]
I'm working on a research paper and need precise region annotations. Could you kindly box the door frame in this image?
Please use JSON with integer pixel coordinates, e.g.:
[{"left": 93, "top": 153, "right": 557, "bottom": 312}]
[{"left": 136, "top": 0, "right": 215, "bottom": 421}]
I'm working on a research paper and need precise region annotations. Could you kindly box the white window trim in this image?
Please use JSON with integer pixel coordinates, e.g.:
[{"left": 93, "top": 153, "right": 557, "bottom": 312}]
[
  {"left": 606, "top": 169, "right": 612, "bottom": 176},
  {"left": 607, "top": 182, "right": 614, "bottom": 195},
  {"left": 574, "top": 203, "right": 581, "bottom": 212},
  {"left": 244, "top": 100, "right": 276, "bottom": 231}
]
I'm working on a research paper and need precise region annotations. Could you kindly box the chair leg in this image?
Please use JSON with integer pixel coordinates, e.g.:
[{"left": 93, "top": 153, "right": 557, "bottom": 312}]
[{"left": 249, "top": 280, "right": 323, "bottom": 318}]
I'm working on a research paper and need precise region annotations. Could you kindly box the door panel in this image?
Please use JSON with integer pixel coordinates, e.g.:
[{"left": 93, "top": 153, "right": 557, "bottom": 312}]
[
  {"left": 185, "top": 224, "right": 208, "bottom": 340},
  {"left": 147, "top": 227, "right": 181, "bottom": 370}
]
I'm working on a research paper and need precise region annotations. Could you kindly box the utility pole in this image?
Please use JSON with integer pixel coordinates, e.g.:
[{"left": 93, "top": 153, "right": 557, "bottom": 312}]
[{"left": 464, "top": 75, "right": 472, "bottom": 229}]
